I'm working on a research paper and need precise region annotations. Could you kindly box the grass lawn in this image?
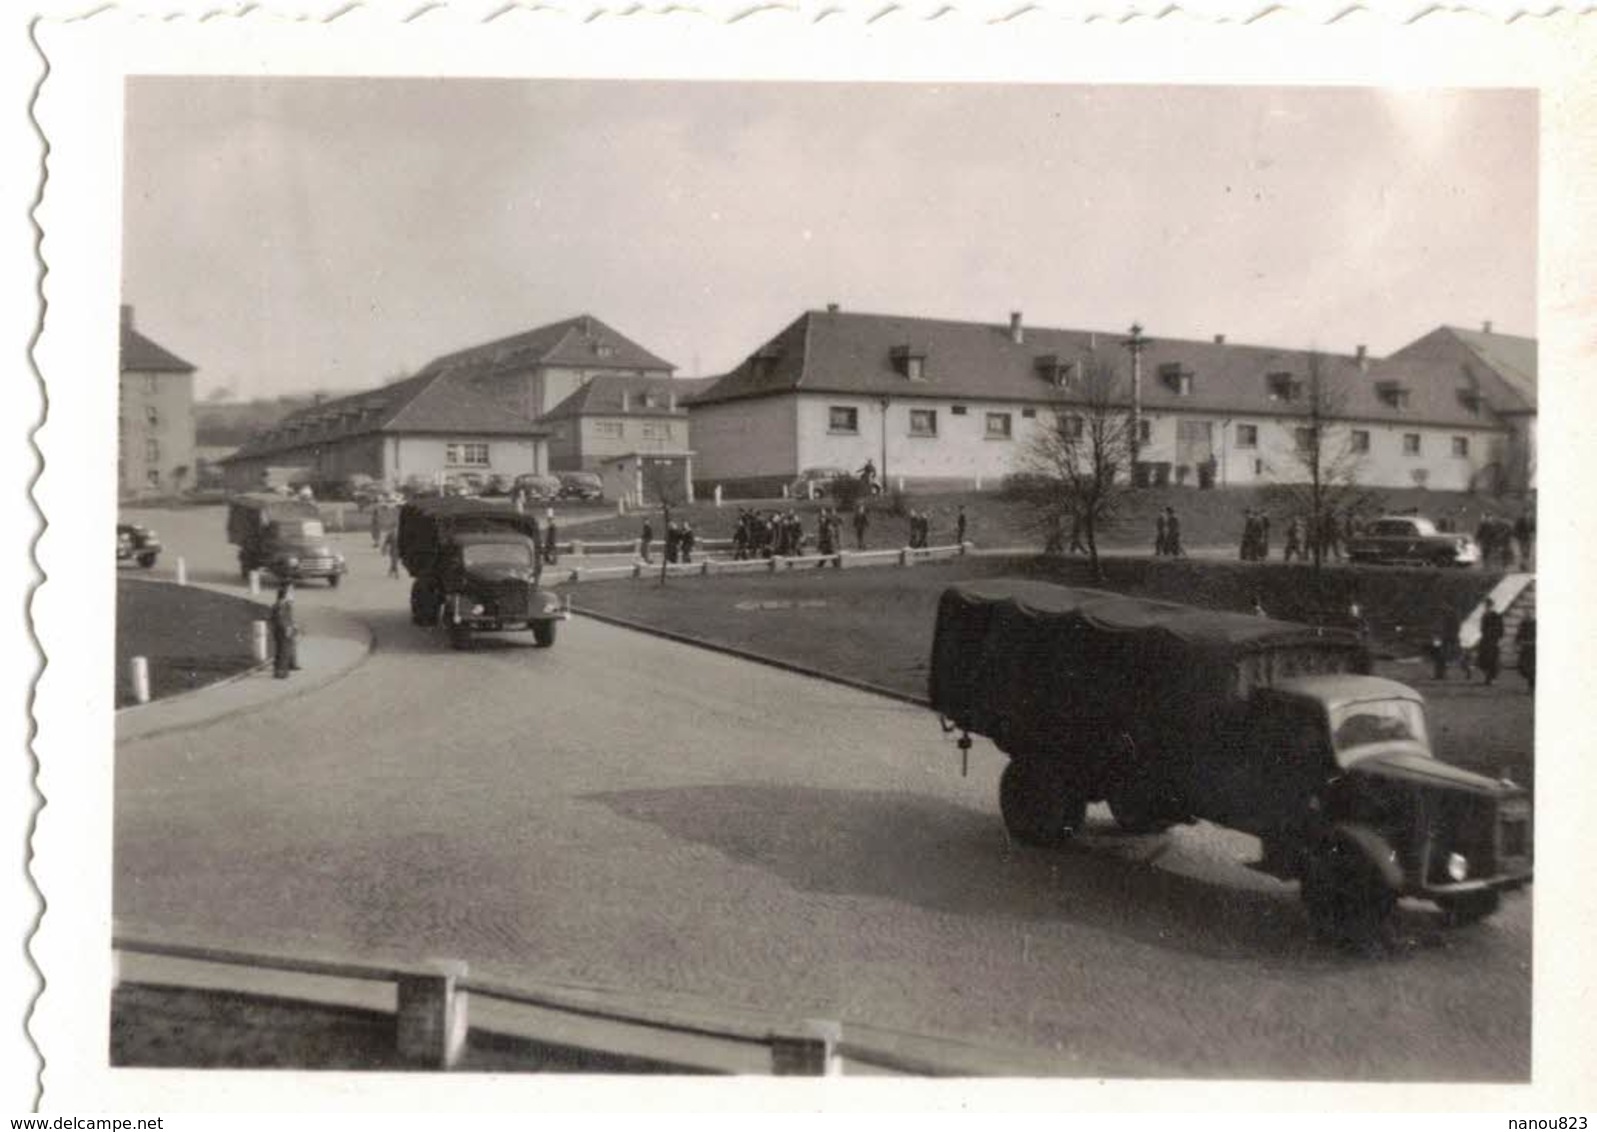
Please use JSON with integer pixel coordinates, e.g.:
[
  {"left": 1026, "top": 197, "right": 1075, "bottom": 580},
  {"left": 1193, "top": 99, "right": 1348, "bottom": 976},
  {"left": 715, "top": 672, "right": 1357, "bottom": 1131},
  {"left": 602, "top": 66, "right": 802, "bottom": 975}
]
[
  {"left": 115, "top": 578, "right": 266, "bottom": 707},
  {"left": 571, "top": 552, "right": 1531, "bottom": 786}
]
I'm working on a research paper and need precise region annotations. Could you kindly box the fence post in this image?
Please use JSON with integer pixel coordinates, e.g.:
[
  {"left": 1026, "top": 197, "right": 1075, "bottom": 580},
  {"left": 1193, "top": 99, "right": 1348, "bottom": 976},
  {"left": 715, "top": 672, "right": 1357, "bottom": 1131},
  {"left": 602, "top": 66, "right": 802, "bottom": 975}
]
[
  {"left": 250, "top": 621, "right": 270, "bottom": 663},
  {"left": 714, "top": 485, "right": 723, "bottom": 508},
  {"left": 632, "top": 562, "right": 642, "bottom": 579},
  {"left": 771, "top": 1019, "right": 842, "bottom": 1076},
  {"left": 899, "top": 548, "right": 911, "bottom": 567},
  {"left": 617, "top": 496, "right": 626, "bottom": 515},
  {"left": 129, "top": 656, "right": 150, "bottom": 705},
  {"left": 175, "top": 556, "right": 187, "bottom": 586},
  {"left": 701, "top": 560, "right": 711, "bottom": 576},
  {"left": 248, "top": 569, "right": 262, "bottom": 596},
  {"left": 395, "top": 960, "right": 469, "bottom": 1070}
]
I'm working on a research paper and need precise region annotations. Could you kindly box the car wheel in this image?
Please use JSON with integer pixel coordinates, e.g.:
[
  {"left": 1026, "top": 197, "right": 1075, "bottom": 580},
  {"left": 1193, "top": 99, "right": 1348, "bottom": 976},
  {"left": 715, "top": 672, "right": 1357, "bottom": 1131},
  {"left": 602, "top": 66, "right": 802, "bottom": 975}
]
[
  {"left": 136, "top": 552, "right": 158, "bottom": 569},
  {"left": 1439, "top": 890, "right": 1501, "bottom": 927},
  {"left": 328, "top": 573, "right": 341, "bottom": 589},
  {"left": 998, "top": 758, "right": 1086, "bottom": 848},
  {"left": 1301, "top": 840, "right": 1397, "bottom": 950},
  {"left": 532, "top": 621, "right": 558, "bottom": 648}
]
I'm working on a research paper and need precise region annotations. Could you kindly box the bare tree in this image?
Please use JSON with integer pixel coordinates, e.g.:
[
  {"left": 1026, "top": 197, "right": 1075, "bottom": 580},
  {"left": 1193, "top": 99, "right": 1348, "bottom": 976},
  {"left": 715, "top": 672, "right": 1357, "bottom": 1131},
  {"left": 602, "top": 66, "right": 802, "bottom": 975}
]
[
  {"left": 1266, "top": 351, "right": 1376, "bottom": 571},
  {"left": 1003, "top": 354, "right": 1133, "bottom": 582},
  {"left": 641, "top": 457, "right": 689, "bottom": 587}
]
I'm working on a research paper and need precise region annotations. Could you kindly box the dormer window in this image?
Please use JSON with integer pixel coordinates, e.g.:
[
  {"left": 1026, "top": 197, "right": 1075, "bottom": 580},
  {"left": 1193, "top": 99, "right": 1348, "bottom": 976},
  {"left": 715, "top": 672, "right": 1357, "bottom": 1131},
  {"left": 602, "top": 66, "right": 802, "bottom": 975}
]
[
  {"left": 750, "top": 347, "right": 782, "bottom": 381},
  {"left": 890, "top": 344, "right": 928, "bottom": 381},
  {"left": 593, "top": 342, "right": 617, "bottom": 359},
  {"left": 1267, "top": 372, "right": 1302, "bottom": 401},
  {"left": 1159, "top": 363, "right": 1193, "bottom": 396},
  {"left": 1034, "top": 354, "right": 1072, "bottom": 387},
  {"left": 1459, "top": 389, "right": 1483, "bottom": 415},
  {"left": 1377, "top": 381, "right": 1410, "bottom": 410}
]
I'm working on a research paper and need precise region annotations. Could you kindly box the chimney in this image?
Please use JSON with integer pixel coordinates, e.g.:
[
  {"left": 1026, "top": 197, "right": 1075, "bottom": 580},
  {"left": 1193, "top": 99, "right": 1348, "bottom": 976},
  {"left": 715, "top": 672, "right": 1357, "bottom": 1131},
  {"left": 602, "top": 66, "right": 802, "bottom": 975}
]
[
  {"left": 826, "top": 302, "right": 840, "bottom": 314},
  {"left": 1213, "top": 333, "right": 1225, "bottom": 345},
  {"left": 1355, "top": 344, "right": 1368, "bottom": 371},
  {"left": 1482, "top": 319, "right": 1493, "bottom": 334},
  {"left": 120, "top": 304, "right": 134, "bottom": 330},
  {"left": 1009, "top": 311, "right": 1024, "bottom": 345},
  {"left": 620, "top": 390, "right": 630, "bottom": 412}
]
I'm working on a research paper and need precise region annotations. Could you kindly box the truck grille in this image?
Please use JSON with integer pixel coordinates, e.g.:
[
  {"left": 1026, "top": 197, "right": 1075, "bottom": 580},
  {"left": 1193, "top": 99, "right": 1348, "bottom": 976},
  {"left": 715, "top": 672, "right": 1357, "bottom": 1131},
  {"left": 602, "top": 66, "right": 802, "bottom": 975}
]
[
  {"left": 1498, "top": 797, "right": 1532, "bottom": 866},
  {"left": 488, "top": 581, "right": 532, "bottom": 619}
]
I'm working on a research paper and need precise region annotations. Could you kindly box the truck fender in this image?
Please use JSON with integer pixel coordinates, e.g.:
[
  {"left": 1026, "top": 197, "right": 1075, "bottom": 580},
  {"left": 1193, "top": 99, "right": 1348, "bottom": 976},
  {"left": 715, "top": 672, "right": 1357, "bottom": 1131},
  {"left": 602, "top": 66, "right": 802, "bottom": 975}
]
[{"left": 1324, "top": 823, "right": 1403, "bottom": 891}]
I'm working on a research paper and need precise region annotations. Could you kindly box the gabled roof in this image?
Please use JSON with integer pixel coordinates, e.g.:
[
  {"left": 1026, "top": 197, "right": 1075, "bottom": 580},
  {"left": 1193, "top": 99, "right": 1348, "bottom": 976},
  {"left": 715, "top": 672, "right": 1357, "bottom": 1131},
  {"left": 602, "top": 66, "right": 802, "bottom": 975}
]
[
  {"left": 541, "top": 373, "right": 703, "bottom": 421},
  {"left": 222, "top": 369, "right": 549, "bottom": 464},
  {"left": 1387, "top": 325, "right": 1537, "bottom": 412},
  {"left": 421, "top": 313, "right": 676, "bottom": 377},
  {"left": 690, "top": 308, "right": 1522, "bottom": 430},
  {"left": 121, "top": 324, "right": 195, "bottom": 374}
]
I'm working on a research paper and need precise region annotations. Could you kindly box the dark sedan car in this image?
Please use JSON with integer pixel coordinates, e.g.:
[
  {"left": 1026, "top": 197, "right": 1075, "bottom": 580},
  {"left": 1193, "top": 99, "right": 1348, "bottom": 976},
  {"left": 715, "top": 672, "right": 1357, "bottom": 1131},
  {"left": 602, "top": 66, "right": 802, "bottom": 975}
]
[
  {"left": 116, "top": 522, "right": 161, "bottom": 568},
  {"left": 1346, "top": 516, "right": 1481, "bottom": 567}
]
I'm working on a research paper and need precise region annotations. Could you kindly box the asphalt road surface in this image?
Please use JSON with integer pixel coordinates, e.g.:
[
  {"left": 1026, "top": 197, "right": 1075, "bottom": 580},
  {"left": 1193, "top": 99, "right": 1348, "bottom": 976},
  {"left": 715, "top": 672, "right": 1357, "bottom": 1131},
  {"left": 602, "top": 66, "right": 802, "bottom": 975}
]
[{"left": 115, "top": 506, "right": 1531, "bottom": 1080}]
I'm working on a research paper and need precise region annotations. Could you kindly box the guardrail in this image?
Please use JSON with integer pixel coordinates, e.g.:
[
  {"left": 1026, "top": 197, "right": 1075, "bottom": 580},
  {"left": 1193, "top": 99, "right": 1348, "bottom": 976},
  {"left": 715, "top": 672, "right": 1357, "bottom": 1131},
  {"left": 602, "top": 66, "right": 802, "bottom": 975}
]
[
  {"left": 551, "top": 543, "right": 972, "bottom": 584},
  {"left": 111, "top": 934, "right": 993, "bottom": 1075}
]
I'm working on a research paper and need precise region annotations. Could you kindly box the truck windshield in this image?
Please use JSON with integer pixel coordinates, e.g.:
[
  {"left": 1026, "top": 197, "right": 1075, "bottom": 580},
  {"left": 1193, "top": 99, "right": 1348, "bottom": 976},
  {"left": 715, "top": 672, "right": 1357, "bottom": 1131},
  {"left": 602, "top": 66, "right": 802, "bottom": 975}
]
[
  {"left": 274, "top": 520, "right": 326, "bottom": 540},
  {"left": 1330, "top": 699, "right": 1429, "bottom": 762},
  {"left": 462, "top": 543, "right": 536, "bottom": 570}
]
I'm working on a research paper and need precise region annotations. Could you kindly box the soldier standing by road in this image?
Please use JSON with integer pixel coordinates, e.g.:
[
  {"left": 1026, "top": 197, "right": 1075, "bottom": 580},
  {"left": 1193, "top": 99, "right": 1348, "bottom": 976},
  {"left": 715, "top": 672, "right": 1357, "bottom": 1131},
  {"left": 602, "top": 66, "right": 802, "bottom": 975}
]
[
  {"left": 1516, "top": 615, "right": 1536, "bottom": 690},
  {"left": 1283, "top": 516, "right": 1305, "bottom": 562},
  {"left": 1165, "top": 507, "right": 1183, "bottom": 557},
  {"left": 1513, "top": 511, "right": 1534, "bottom": 569},
  {"left": 1154, "top": 509, "right": 1169, "bottom": 557},
  {"left": 853, "top": 503, "right": 869, "bottom": 550},
  {"left": 1477, "top": 597, "right": 1505, "bottom": 686},
  {"left": 270, "top": 583, "right": 299, "bottom": 679},
  {"left": 956, "top": 505, "right": 968, "bottom": 546},
  {"left": 640, "top": 516, "right": 654, "bottom": 563},
  {"left": 543, "top": 512, "right": 559, "bottom": 566}
]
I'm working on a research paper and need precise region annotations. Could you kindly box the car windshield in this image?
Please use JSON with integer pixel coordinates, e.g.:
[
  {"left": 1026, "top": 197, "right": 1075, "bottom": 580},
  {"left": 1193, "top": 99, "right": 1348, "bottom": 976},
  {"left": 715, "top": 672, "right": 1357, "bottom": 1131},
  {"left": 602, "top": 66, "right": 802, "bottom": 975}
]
[
  {"left": 1330, "top": 698, "right": 1429, "bottom": 763},
  {"left": 275, "top": 519, "right": 326, "bottom": 540},
  {"left": 462, "top": 543, "right": 536, "bottom": 570}
]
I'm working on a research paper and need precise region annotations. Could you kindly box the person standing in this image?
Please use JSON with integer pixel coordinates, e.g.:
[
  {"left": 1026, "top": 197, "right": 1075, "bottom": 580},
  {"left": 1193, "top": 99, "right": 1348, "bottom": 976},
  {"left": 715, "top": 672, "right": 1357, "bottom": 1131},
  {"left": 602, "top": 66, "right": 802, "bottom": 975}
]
[
  {"left": 1477, "top": 597, "right": 1505, "bottom": 685},
  {"left": 270, "top": 583, "right": 299, "bottom": 678},
  {"left": 370, "top": 503, "right": 384, "bottom": 548},
  {"left": 681, "top": 521, "right": 695, "bottom": 564},
  {"left": 543, "top": 514, "right": 559, "bottom": 566},
  {"left": 956, "top": 505, "right": 968, "bottom": 546},
  {"left": 853, "top": 503, "right": 869, "bottom": 550},
  {"left": 1154, "top": 510, "right": 1169, "bottom": 557},
  {"left": 1516, "top": 615, "right": 1536, "bottom": 691},
  {"left": 1283, "top": 516, "right": 1304, "bottom": 563},
  {"left": 640, "top": 517, "right": 654, "bottom": 563},
  {"left": 1257, "top": 511, "right": 1272, "bottom": 561},
  {"left": 1165, "top": 507, "right": 1183, "bottom": 557},
  {"left": 1240, "top": 509, "right": 1256, "bottom": 561},
  {"left": 384, "top": 529, "right": 401, "bottom": 578},
  {"left": 1513, "top": 511, "right": 1534, "bottom": 569},
  {"left": 1068, "top": 508, "right": 1087, "bottom": 555}
]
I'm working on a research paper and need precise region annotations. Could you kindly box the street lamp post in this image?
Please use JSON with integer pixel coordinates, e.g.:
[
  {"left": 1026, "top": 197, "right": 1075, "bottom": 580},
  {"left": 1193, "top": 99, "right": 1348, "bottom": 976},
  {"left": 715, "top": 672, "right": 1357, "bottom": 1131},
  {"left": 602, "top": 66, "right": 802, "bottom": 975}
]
[
  {"left": 1122, "top": 322, "right": 1152, "bottom": 482},
  {"left": 879, "top": 396, "right": 890, "bottom": 486}
]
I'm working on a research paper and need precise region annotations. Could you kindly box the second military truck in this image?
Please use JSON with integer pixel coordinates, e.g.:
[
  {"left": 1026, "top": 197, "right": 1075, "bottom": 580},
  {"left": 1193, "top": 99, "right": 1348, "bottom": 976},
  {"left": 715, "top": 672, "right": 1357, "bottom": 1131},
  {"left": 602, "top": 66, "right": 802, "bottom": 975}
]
[
  {"left": 930, "top": 579, "right": 1532, "bottom": 944},
  {"left": 397, "top": 497, "right": 567, "bottom": 649}
]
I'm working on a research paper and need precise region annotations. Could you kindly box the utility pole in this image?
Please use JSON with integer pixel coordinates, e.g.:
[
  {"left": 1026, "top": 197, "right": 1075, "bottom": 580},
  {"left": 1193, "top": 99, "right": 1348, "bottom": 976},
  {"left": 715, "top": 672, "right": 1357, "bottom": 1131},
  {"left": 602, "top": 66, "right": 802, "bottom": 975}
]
[
  {"left": 1122, "top": 322, "right": 1152, "bottom": 481},
  {"left": 879, "top": 396, "right": 890, "bottom": 485}
]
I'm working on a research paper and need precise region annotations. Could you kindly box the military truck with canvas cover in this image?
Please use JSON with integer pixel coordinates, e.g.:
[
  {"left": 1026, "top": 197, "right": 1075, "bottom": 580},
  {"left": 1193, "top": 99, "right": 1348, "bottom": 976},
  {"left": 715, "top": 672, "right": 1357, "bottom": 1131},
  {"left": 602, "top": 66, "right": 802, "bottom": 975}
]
[
  {"left": 226, "top": 494, "right": 347, "bottom": 586},
  {"left": 398, "top": 497, "right": 566, "bottom": 649},
  {"left": 930, "top": 580, "right": 1532, "bottom": 941}
]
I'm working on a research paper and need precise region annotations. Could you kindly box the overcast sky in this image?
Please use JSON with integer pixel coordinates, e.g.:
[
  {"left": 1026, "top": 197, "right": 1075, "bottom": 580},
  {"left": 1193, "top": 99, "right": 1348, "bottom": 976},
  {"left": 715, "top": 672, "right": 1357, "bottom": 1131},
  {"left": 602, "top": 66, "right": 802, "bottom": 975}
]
[{"left": 122, "top": 79, "right": 1535, "bottom": 402}]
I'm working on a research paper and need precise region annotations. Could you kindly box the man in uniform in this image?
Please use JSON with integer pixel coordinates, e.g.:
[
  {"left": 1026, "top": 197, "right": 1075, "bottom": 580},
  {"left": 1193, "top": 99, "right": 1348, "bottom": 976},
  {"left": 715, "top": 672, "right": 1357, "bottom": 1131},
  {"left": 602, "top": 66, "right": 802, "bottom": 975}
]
[
  {"left": 1477, "top": 597, "right": 1505, "bottom": 685},
  {"left": 853, "top": 503, "right": 869, "bottom": 550},
  {"left": 270, "top": 582, "right": 299, "bottom": 679},
  {"left": 640, "top": 516, "right": 654, "bottom": 564}
]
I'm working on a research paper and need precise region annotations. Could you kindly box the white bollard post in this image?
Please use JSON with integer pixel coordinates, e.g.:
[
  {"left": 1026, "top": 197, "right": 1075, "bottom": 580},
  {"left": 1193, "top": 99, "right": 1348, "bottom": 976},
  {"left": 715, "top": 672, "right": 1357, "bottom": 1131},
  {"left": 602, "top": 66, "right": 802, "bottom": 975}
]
[
  {"left": 175, "top": 556, "right": 187, "bottom": 586},
  {"left": 714, "top": 485, "right": 723, "bottom": 508},
  {"left": 395, "top": 960, "right": 470, "bottom": 1070},
  {"left": 782, "top": 484, "right": 790, "bottom": 500},
  {"left": 251, "top": 621, "right": 270, "bottom": 663},
  {"left": 975, "top": 474, "right": 983, "bottom": 491},
  {"left": 617, "top": 496, "right": 625, "bottom": 515},
  {"left": 248, "top": 569, "right": 262, "bottom": 596},
  {"left": 807, "top": 481, "right": 816, "bottom": 501},
  {"left": 896, "top": 476, "right": 905, "bottom": 494},
  {"left": 129, "top": 656, "right": 150, "bottom": 705}
]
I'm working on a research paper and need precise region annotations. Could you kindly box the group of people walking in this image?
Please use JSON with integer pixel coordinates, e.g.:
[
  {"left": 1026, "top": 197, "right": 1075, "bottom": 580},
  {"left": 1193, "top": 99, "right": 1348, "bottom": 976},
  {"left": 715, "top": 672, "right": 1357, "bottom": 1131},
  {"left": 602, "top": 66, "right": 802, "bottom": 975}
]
[
  {"left": 639, "top": 517, "right": 696, "bottom": 564},
  {"left": 1153, "top": 507, "right": 1183, "bottom": 557},
  {"left": 1475, "top": 512, "right": 1535, "bottom": 570},
  {"left": 1241, "top": 508, "right": 1352, "bottom": 563},
  {"left": 1429, "top": 599, "right": 1536, "bottom": 690}
]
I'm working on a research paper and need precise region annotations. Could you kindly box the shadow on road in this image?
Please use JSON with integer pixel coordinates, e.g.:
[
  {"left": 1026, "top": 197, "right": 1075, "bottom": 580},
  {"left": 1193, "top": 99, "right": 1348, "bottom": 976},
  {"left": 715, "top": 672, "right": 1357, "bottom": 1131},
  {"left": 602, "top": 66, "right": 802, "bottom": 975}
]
[
  {"left": 587, "top": 783, "right": 1486, "bottom": 965},
  {"left": 361, "top": 607, "right": 551, "bottom": 657}
]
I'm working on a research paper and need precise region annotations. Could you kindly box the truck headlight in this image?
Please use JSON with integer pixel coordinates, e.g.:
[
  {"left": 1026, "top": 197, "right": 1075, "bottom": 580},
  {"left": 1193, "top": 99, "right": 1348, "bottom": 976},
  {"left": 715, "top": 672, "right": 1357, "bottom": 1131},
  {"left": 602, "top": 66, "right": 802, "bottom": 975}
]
[
  {"left": 471, "top": 604, "right": 485, "bottom": 616},
  {"left": 1446, "top": 852, "right": 1469, "bottom": 881}
]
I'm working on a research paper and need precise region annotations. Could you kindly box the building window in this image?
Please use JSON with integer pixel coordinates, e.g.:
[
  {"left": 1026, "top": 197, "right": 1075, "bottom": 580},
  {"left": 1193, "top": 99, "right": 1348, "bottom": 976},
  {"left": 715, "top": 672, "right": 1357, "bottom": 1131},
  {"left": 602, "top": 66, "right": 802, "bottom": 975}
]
[
  {"left": 144, "top": 404, "right": 160, "bottom": 428},
  {"left": 1403, "top": 433, "right": 1421, "bottom": 456},
  {"left": 828, "top": 406, "right": 859, "bottom": 434},
  {"left": 1022, "top": 408, "right": 1037, "bottom": 419},
  {"left": 146, "top": 468, "right": 160, "bottom": 487},
  {"left": 908, "top": 409, "right": 938, "bottom": 437},
  {"left": 1294, "top": 426, "right": 1316, "bottom": 452},
  {"left": 1378, "top": 383, "right": 1411, "bottom": 410},
  {"left": 985, "top": 412, "right": 1013, "bottom": 440},
  {"left": 1268, "top": 373, "right": 1301, "bottom": 401},
  {"left": 1235, "top": 423, "right": 1258, "bottom": 449},
  {"left": 594, "top": 421, "right": 624, "bottom": 438},
  {"left": 640, "top": 423, "right": 673, "bottom": 440},
  {"left": 1159, "top": 364, "right": 1193, "bottom": 396},
  {"left": 445, "top": 442, "right": 490, "bottom": 467},
  {"left": 1061, "top": 414, "right": 1084, "bottom": 441},
  {"left": 1351, "top": 429, "right": 1371, "bottom": 453},
  {"left": 1452, "top": 436, "right": 1470, "bottom": 457},
  {"left": 905, "top": 356, "right": 925, "bottom": 382},
  {"left": 1136, "top": 419, "right": 1152, "bottom": 443},
  {"left": 145, "top": 438, "right": 160, "bottom": 463},
  {"left": 951, "top": 405, "right": 968, "bottom": 416}
]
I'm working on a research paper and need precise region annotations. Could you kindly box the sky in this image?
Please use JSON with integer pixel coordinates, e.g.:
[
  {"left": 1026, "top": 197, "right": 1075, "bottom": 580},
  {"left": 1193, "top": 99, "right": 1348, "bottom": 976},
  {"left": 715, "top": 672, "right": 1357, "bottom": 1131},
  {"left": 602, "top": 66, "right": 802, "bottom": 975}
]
[{"left": 121, "top": 79, "right": 1536, "bottom": 402}]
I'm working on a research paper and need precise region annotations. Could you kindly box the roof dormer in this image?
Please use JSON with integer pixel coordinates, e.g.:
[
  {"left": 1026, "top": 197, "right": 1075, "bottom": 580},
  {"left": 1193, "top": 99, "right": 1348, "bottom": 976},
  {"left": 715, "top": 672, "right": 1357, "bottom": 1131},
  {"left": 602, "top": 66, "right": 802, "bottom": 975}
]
[
  {"left": 1376, "top": 380, "right": 1410, "bottom": 410},
  {"left": 1159, "top": 362, "right": 1194, "bottom": 396},
  {"left": 1034, "top": 354, "right": 1074, "bottom": 388},
  {"left": 890, "top": 344, "right": 928, "bottom": 381},
  {"left": 1267, "top": 371, "right": 1302, "bottom": 401}
]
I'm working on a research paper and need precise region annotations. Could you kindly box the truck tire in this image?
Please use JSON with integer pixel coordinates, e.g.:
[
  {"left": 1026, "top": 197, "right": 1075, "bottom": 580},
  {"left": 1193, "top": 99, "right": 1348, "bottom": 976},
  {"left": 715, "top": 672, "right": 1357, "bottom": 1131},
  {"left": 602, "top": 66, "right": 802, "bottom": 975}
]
[
  {"left": 446, "top": 623, "right": 471, "bottom": 650},
  {"left": 1438, "top": 890, "right": 1501, "bottom": 927},
  {"left": 999, "top": 758, "right": 1086, "bottom": 848},
  {"left": 532, "top": 621, "right": 558, "bottom": 648},
  {"left": 1300, "top": 840, "right": 1397, "bottom": 949},
  {"left": 1106, "top": 784, "right": 1175, "bottom": 835},
  {"left": 136, "top": 552, "right": 158, "bottom": 569},
  {"left": 328, "top": 573, "right": 341, "bottom": 589}
]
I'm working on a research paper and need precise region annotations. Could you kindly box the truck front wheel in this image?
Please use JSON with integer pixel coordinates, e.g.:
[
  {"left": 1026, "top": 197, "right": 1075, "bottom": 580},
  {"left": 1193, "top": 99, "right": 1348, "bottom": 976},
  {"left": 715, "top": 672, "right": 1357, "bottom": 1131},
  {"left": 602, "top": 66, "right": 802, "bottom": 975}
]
[
  {"left": 532, "top": 621, "right": 558, "bottom": 648},
  {"left": 1301, "top": 841, "right": 1397, "bottom": 949},
  {"left": 999, "top": 759, "right": 1086, "bottom": 848},
  {"left": 1438, "top": 890, "right": 1501, "bottom": 927}
]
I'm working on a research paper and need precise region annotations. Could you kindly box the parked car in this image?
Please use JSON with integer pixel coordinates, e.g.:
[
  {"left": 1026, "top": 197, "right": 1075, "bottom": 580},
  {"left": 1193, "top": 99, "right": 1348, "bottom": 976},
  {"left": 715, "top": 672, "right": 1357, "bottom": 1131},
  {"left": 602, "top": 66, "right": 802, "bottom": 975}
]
[
  {"left": 226, "top": 494, "right": 347, "bottom": 587},
  {"left": 557, "top": 471, "right": 605, "bottom": 501},
  {"left": 480, "top": 474, "right": 515, "bottom": 498},
  {"left": 116, "top": 522, "right": 161, "bottom": 568},
  {"left": 789, "top": 466, "right": 850, "bottom": 499},
  {"left": 514, "top": 474, "right": 564, "bottom": 502},
  {"left": 1346, "top": 515, "right": 1481, "bottom": 567}
]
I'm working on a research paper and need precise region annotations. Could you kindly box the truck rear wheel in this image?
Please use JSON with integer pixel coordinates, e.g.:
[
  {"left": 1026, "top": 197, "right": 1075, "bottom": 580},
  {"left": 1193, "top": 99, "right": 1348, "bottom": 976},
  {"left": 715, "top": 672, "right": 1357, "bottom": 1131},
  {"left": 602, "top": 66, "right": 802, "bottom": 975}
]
[
  {"left": 1301, "top": 841, "right": 1397, "bottom": 949},
  {"left": 1439, "top": 890, "right": 1501, "bottom": 927},
  {"left": 532, "top": 621, "right": 558, "bottom": 648},
  {"left": 1106, "top": 785, "right": 1175, "bottom": 835},
  {"left": 999, "top": 759, "right": 1086, "bottom": 848}
]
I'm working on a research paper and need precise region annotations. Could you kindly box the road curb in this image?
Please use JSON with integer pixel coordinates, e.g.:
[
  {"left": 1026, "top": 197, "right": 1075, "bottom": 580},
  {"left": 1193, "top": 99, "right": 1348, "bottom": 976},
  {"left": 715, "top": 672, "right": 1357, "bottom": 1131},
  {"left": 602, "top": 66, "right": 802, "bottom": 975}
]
[{"left": 571, "top": 603, "right": 931, "bottom": 709}]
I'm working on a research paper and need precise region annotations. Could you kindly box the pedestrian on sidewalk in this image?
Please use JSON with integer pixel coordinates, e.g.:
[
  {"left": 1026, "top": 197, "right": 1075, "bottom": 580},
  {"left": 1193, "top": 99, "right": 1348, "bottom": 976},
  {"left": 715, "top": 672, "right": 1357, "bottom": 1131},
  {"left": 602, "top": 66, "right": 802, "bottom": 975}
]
[
  {"left": 383, "top": 530, "right": 401, "bottom": 578},
  {"left": 1477, "top": 597, "right": 1505, "bottom": 685},
  {"left": 956, "top": 505, "right": 968, "bottom": 546},
  {"left": 543, "top": 509, "right": 559, "bottom": 566},
  {"left": 270, "top": 583, "right": 300, "bottom": 678},
  {"left": 1154, "top": 510, "right": 1169, "bottom": 557},
  {"left": 640, "top": 516, "right": 654, "bottom": 563},
  {"left": 1164, "top": 507, "right": 1183, "bottom": 557}
]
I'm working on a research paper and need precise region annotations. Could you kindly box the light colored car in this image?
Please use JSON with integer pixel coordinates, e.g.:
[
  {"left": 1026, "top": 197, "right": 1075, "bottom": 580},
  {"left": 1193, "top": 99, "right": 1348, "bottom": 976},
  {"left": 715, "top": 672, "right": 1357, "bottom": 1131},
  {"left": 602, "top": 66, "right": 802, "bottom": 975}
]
[
  {"left": 789, "top": 466, "right": 850, "bottom": 498},
  {"left": 514, "top": 474, "right": 564, "bottom": 502},
  {"left": 1346, "top": 515, "right": 1481, "bottom": 567}
]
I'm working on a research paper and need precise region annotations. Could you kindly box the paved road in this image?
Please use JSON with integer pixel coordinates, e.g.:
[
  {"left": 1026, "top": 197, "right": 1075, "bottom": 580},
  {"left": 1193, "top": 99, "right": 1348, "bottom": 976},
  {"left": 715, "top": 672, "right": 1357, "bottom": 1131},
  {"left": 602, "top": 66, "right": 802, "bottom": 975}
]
[{"left": 115, "top": 506, "right": 1531, "bottom": 1080}]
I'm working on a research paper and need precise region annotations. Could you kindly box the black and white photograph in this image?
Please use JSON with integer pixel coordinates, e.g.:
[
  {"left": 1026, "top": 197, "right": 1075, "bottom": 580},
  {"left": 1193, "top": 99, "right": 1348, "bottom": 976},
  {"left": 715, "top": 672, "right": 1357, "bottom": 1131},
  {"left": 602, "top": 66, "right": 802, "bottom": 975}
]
[{"left": 13, "top": 5, "right": 1597, "bottom": 1118}]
